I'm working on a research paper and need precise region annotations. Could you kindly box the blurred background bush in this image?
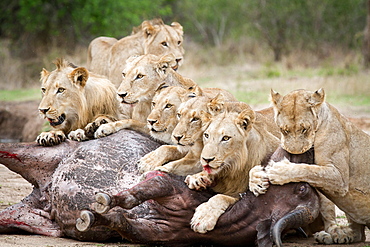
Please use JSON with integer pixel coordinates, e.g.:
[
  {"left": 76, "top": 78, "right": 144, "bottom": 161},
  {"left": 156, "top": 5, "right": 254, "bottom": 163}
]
[{"left": 0, "top": 0, "right": 369, "bottom": 103}]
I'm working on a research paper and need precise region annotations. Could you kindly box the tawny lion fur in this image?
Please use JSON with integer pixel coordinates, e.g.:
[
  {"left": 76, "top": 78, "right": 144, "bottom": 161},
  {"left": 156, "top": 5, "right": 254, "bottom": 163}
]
[
  {"left": 87, "top": 18, "right": 184, "bottom": 86},
  {"left": 93, "top": 54, "right": 197, "bottom": 139},
  {"left": 184, "top": 102, "right": 280, "bottom": 233},
  {"left": 249, "top": 88, "right": 370, "bottom": 244},
  {"left": 138, "top": 90, "right": 237, "bottom": 176},
  {"left": 36, "top": 58, "right": 121, "bottom": 146},
  {"left": 139, "top": 92, "right": 278, "bottom": 176}
]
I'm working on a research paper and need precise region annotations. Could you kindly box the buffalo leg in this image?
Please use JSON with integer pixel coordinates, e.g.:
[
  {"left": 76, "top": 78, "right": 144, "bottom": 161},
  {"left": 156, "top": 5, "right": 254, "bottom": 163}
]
[{"left": 0, "top": 189, "right": 61, "bottom": 237}]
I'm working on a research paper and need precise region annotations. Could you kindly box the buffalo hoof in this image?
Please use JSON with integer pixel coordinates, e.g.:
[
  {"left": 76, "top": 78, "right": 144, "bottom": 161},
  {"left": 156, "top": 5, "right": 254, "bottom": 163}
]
[
  {"left": 76, "top": 210, "right": 95, "bottom": 232},
  {"left": 94, "top": 192, "right": 112, "bottom": 214}
]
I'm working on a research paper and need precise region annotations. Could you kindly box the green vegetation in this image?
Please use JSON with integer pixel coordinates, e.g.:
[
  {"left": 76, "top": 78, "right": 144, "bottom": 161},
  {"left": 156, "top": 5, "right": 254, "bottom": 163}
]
[{"left": 0, "top": 88, "right": 41, "bottom": 101}]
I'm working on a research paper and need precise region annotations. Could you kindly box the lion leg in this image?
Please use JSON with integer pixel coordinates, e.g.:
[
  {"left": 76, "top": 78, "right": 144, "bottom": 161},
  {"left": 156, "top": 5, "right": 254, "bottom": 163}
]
[
  {"left": 138, "top": 145, "right": 185, "bottom": 173},
  {"left": 155, "top": 151, "right": 202, "bottom": 176},
  {"left": 36, "top": 130, "right": 66, "bottom": 146},
  {"left": 190, "top": 194, "right": 238, "bottom": 234},
  {"left": 94, "top": 119, "right": 149, "bottom": 138},
  {"left": 314, "top": 193, "right": 365, "bottom": 244}
]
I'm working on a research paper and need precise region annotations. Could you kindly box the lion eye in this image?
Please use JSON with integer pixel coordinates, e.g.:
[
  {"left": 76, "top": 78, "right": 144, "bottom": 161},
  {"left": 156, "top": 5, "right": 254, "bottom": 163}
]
[
  {"left": 165, "top": 103, "right": 173, "bottom": 109},
  {"left": 161, "top": 41, "right": 168, "bottom": 47},
  {"left": 151, "top": 102, "right": 156, "bottom": 108},
  {"left": 122, "top": 72, "right": 126, "bottom": 78},
  {"left": 177, "top": 40, "right": 182, "bottom": 46},
  {"left": 41, "top": 88, "right": 46, "bottom": 94},
  {"left": 191, "top": 117, "right": 199, "bottom": 122},
  {"left": 177, "top": 113, "right": 181, "bottom": 119},
  {"left": 301, "top": 127, "right": 309, "bottom": 134},
  {"left": 280, "top": 128, "right": 289, "bottom": 135},
  {"left": 135, "top": 74, "right": 144, "bottom": 80},
  {"left": 204, "top": 133, "right": 209, "bottom": 139},
  {"left": 221, "top": 136, "right": 231, "bottom": 142},
  {"left": 57, "top": 88, "right": 65, "bottom": 94}
]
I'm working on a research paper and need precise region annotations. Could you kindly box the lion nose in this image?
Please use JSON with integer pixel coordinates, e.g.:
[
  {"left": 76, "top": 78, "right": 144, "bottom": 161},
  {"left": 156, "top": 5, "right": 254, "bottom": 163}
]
[
  {"left": 118, "top": 92, "right": 127, "bottom": 99},
  {"left": 147, "top": 119, "right": 157, "bottom": 126},
  {"left": 173, "top": 135, "right": 183, "bottom": 142},
  {"left": 39, "top": 107, "right": 50, "bottom": 114},
  {"left": 202, "top": 157, "right": 215, "bottom": 164}
]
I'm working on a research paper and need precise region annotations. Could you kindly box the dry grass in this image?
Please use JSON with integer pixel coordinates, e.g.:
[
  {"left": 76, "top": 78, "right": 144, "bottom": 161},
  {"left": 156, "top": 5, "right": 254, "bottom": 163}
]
[{"left": 1, "top": 38, "right": 369, "bottom": 117}]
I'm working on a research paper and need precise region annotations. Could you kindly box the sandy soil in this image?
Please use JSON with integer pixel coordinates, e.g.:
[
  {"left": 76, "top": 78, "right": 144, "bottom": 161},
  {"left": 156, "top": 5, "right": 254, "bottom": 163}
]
[{"left": 1, "top": 103, "right": 370, "bottom": 246}]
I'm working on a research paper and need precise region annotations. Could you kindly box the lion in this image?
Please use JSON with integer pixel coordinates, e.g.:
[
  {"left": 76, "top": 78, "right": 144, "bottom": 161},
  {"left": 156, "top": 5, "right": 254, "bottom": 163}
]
[
  {"left": 93, "top": 53, "right": 197, "bottom": 138},
  {"left": 147, "top": 86, "right": 190, "bottom": 144},
  {"left": 249, "top": 88, "right": 370, "bottom": 244},
  {"left": 183, "top": 102, "right": 280, "bottom": 233},
  {"left": 87, "top": 18, "right": 184, "bottom": 86},
  {"left": 36, "top": 58, "right": 122, "bottom": 146}
]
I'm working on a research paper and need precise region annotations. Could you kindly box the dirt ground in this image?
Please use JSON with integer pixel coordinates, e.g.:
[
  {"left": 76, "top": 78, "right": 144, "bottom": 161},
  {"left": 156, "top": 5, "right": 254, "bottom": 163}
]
[{"left": 1, "top": 101, "right": 370, "bottom": 246}]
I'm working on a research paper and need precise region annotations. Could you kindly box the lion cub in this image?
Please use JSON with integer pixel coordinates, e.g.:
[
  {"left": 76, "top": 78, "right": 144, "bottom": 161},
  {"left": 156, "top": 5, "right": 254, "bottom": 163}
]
[
  {"left": 36, "top": 58, "right": 121, "bottom": 146},
  {"left": 185, "top": 102, "right": 280, "bottom": 233}
]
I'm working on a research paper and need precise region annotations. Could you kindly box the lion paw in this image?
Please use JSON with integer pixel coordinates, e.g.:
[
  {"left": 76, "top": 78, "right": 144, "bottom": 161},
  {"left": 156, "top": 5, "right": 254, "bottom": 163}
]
[
  {"left": 94, "top": 123, "right": 115, "bottom": 139},
  {"left": 185, "top": 173, "right": 212, "bottom": 190},
  {"left": 314, "top": 225, "right": 354, "bottom": 244},
  {"left": 36, "top": 131, "right": 66, "bottom": 146},
  {"left": 154, "top": 165, "right": 170, "bottom": 173},
  {"left": 84, "top": 117, "right": 113, "bottom": 139},
  {"left": 68, "top": 129, "right": 88, "bottom": 142},
  {"left": 138, "top": 152, "right": 164, "bottom": 173},
  {"left": 190, "top": 202, "right": 224, "bottom": 233},
  {"left": 248, "top": 166, "right": 270, "bottom": 196}
]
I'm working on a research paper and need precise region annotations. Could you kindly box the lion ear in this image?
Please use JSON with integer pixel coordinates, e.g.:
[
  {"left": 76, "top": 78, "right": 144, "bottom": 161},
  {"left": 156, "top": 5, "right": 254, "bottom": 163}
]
[
  {"left": 155, "top": 82, "right": 169, "bottom": 93},
  {"left": 188, "top": 85, "right": 204, "bottom": 98},
  {"left": 270, "top": 89, "right": 283, "bottom": 109},
  {"left": 207, "top": 93, "right": 226, "bottom": 116},
  {"left": 69, "top": 67, "right": 89, "bottom": 88},
  {"left": 40, "top": 68, "right": 50, "bottom": 81},
  {"left": 235, "top": 108, "right": 255, "bottom": 132},
  {"left": 171, "top": 22, "right": 184, "bottom": 36},
  {"left": 200, "top": 110, "right": 212, "bottom": 122},
  {"left": 309, "top": 88, "right": 325, "bottom": 106},
  {"left": 156, "top": 54, "right": 176, "bottom": 76},
  {"left": 142, "top": 20, "right": 157, "bottom": 38}
]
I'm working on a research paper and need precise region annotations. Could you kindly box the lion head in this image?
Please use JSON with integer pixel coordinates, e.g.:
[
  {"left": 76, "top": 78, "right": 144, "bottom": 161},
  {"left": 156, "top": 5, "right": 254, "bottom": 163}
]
[
  {"left": 38, "top": 58, "right": 119, "bottom": 134},
  {"left": 140, "top": 19, "right": 184, "bottom": 70},
  {"left": 172, "top": 96, "right": 213, "bottom": 147},
  {"left": 172, "top": 92, "right": 240, "bottom": 147},
  {"left": 270, "top": 88, "right": 325, "bottom": 154},
  {"left": 200, "top": 105, "right": 255, "bottom": 175},
  {"left": 147, "top": 86, "right": 190, "bottom": 144},
  {"left": 117, "top": 53, "right": 192, "bottom": 106}
]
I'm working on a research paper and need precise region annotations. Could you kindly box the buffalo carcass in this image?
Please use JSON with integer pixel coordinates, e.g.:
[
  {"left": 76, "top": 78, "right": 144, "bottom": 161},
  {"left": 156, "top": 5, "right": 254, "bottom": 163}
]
[{"left": 0, "top": 130, "right": 319, "bottom": 246}]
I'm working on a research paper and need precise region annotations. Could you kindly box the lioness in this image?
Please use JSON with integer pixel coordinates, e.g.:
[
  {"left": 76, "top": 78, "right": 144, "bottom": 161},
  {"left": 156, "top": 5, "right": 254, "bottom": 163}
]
[
  {"left": 185, "top": 102, "right": 280, "bottom": 233},
  {"left": 94, "top": 54, "right": 196, "bottom": 138},
  {"left": 36, "top": 58, "right": 121, "bottom": 146},
  {"left": 249, "top": 88, "right": 370, "bottom": 244},
  {"left": 87, "top": 18, "right": 184, "bottom": 86}
]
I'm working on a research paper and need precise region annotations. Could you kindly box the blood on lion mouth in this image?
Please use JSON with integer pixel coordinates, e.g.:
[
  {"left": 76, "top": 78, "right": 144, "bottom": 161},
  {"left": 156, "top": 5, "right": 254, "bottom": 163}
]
[{"left": 203, "top": 164, "right": 212, "bottom": 174}]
